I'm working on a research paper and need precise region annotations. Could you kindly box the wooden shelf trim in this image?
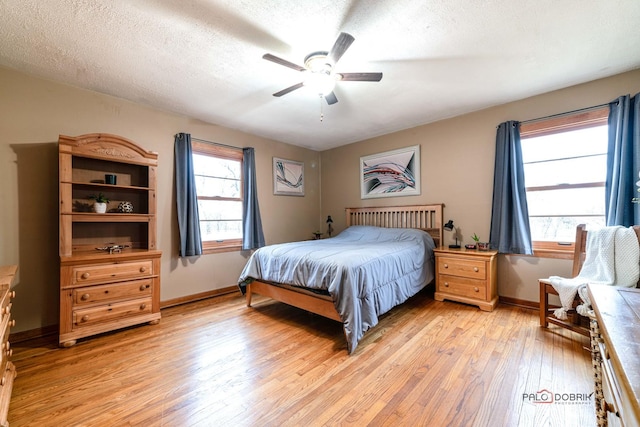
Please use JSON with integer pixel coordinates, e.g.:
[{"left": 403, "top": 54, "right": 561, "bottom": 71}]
[{"left": 63, "top": 213, "right": 153, "bottom": 222}]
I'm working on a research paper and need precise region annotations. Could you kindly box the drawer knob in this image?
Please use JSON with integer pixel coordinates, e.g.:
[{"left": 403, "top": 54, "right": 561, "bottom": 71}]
[
  {"left": 81, "top": 315, "right": 89, "bottom": 322},
  {"left": 140, "top": 303, "right": 146, "bottom": 310},
  {"left": 473, "top": 267, "right": 479, "bottom": 272},
  {"left": 443, "top": 264, "right": 448, "bottom": 269},
  {"left": 140, "top": 284, "right": 147, "bottom": 291},
  {"left": 81, "top": 293, "right": 90, "bottom": 301},
  {"left": 10, "top": 320, "right": 15, "bottom": 327},
  {"left": 0, "top": 377, "right": 4, "bottom": 386},
  {"left": 444, "top": 282, "right": 449, "bottom": 287},
  {"left": 139, "top": 267, "right": 147, "bottom": 273},
  {"left": 474, "top": 287, "right": 479, "bottom": 292},
  {"left": 81, "top": 272, "right": 90, "bottom": 279},
  {"left": 10, "top": 291, "right": 15, "bottom": 299}
]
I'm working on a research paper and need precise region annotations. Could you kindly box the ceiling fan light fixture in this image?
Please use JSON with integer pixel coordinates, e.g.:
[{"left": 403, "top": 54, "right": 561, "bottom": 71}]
[
  {"left": 263, "top": 32, "right": 382, "bottom": 104},
  {"left": 303, "top": 70, "right": 336, "bottom": 96},
  {"left": 304, "top": 51, "right": 331, "bottom": 72}
]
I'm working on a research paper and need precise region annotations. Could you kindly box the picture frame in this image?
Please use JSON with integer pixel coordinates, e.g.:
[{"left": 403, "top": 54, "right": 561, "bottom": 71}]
[
  {"left": 360, "top": 145, "right": 421, "bottom": 199},
  {"left": 273, "top": 157, "right": 305, "bottom": 196}
]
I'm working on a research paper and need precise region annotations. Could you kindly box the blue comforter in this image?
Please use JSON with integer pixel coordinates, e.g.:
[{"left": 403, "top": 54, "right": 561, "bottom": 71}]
[{"left": 238, "top": 226, "right": 436, "bottom": 353}]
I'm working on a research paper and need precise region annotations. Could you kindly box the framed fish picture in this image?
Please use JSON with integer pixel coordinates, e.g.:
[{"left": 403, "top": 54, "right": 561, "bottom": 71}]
[{"left": 360, "top": 145, "right": 420, "bottom": 199}]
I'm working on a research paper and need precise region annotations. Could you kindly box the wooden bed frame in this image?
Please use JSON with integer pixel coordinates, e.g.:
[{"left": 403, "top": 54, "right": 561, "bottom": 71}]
[{"left": 245, "top": 204, "right": 444, "bottom": 324}]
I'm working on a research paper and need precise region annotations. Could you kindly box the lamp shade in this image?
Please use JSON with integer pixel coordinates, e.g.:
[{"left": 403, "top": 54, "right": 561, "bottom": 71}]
[
  {"left": 444, "top": 220, "right": 454, "bottom": 231},
  {"left": 326, "top": 215, "right": 333, "bottom": 224}
]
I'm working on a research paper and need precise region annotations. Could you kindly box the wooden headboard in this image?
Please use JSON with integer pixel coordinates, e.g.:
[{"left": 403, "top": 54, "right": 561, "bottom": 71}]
[{"left": 345, "top": 204, "right": 444, "bottom": 247}]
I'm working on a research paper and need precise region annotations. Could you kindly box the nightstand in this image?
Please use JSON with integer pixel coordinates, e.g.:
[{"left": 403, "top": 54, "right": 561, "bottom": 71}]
[{"left": 433, "top": 247, "right": 498, "bottom": 311}]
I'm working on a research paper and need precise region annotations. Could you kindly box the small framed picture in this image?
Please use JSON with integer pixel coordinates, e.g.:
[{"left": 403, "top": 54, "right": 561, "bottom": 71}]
[
  {"left": 360, "top": 145, "right": 421, "bottom": 199},
  {"left": 273, "top": 157, "right": 304, "bottom": 196}
]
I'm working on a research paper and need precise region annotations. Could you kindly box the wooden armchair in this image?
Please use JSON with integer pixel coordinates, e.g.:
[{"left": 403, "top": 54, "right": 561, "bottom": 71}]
[
  {"left": 539, "top": 224, "right": 590, "bottom": 336},
  {"left": 540, "top": 224, "right": 640, "bottom": 336}
]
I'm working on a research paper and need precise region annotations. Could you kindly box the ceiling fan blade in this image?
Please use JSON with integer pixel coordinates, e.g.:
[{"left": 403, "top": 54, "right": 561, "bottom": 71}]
[
  {"left": 273, "top": 82, "right": 304, "bottom": 97},
  {"left": 338, "top": 72, "right": 383, "bottom": 82},
  {"left": 263, "top": 53, "right": 306, "bottom": 72},
  {"left": 327, "top": 32, "right": 355, "bottom": 64},
  {"left": 324, "top": 91, "right": 338, "bottom": 105}
]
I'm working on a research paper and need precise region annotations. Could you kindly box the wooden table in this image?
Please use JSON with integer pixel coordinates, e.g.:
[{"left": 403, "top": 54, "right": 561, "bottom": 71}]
[
  {"left": 0, "top": 265, "right": 17, "bottom": 427},
  {"left": 589, "top": 284, "right": 640, "bottom": 426}
]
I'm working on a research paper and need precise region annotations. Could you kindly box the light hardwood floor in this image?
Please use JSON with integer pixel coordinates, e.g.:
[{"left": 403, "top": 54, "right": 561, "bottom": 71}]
[{"left": 9, "top": 288, "right": 595, "bottom": 426}]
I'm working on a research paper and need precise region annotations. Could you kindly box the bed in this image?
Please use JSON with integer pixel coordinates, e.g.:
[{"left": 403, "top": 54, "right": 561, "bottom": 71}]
[{"left": 238, "top": 204, "right": 444, "bottom": 353}]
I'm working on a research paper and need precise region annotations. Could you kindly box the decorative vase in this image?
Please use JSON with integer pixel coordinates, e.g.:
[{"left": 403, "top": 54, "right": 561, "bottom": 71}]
[
  {"left": 118, "top": 201, "right": 134, "bottom": 213},
  {"left": 477, "top": 242, "right": 490, "bottom": 251},
  {"left": 94, "top": 202, "right": 107, "bottom": 214}
]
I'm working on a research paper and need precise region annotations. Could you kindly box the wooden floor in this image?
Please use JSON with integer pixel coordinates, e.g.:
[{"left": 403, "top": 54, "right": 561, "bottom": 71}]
[{"left": 8, "top": 288, "right": 595, "bottom": 426}]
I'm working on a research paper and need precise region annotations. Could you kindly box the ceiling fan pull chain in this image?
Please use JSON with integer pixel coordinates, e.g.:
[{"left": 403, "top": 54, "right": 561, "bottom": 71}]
[{"left": 320, "top": 95, "right": 324, "bottom": 122}]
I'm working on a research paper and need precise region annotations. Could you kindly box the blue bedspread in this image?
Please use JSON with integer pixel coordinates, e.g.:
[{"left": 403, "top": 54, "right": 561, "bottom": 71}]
[{"left": 238, "top": 226, "right": 436, "bottom": 353}]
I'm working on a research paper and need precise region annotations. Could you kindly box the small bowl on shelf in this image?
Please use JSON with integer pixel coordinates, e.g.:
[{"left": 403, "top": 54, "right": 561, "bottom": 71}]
[{"left": 465, "top": 244, "right": 476, "bottom": 250}]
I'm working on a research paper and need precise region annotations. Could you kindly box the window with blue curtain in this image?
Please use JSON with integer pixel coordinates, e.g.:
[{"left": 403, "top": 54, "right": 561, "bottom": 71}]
[{"left": 175, "top": 133, "right": 265, "bottom": 256}]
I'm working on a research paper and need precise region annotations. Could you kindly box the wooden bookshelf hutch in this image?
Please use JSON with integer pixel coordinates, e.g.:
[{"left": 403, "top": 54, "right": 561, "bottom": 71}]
[{"left": 58, "top": 133, "right": 161, "bottom": 347}]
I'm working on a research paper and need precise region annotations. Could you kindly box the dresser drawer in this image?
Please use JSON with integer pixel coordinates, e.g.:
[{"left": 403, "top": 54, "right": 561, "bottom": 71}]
[
  {"left": 0, "top": 290, "right": 13, "bottom": 322},
  {"left": 437, "top": 275, "right": 487, "bottom": 300},
  {"left": 72, "top": 260, "right": 153, "bottom": 285},
  {"left": 437, "top": 257, "right": 486, "bottom": 280},
  {"left": 0, "top": 316, "right": 11, "bottom": 376},
  {"left": 73, "top": 297, "right": 153, "bottom": 328},
  {"left": 73, "top": 279, "right": 153, "bottom": 306}
]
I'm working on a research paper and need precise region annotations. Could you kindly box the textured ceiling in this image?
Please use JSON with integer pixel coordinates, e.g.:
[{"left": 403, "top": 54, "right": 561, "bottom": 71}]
[{"left": 1, "top": 0, "right": 640, "bottom": 151}]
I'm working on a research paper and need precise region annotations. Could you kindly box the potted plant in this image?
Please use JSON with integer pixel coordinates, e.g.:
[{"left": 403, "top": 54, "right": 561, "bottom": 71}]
[
  {"left": 470, "top": 233, "right": 490, "bottom": 250},
  {"left": 89, "top": 193, "right": 109, "bottom": 213},
  {"left": 467, "top": 233, "right": 479, "bottom": 249}
]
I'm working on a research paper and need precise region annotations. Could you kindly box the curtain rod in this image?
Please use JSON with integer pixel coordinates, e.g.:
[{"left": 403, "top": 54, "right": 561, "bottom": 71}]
[
  {"left": 520, "top": 101, "right": 611, "bottom": 125},
  {"left": 191, "top": 137, "right": 243, "bottom": 150}
]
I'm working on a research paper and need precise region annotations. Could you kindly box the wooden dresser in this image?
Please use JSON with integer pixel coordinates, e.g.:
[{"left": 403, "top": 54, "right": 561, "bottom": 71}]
[
  {"left": 0, "top": 266, "right": 17, "bottom": 427},
  {"left": 589, "top": 284, "right": 640, "bottom": 426},
  {"left": 434, "top": 247, "right": 498, "bottom": 311},
  {"left": 58, "top": 134, "right": 161, "bottom": 347}
]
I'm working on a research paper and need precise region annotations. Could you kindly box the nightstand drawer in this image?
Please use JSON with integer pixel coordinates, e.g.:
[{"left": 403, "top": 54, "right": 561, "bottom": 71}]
[
  {"left": 437, "top": 275, "right": 487, "bottom": 300},
  {"left": 72, "top": 260, "right": 153, "bottom": 285},
  {"left": 437, "top": 257, "right": 486, "bottom": 280}
]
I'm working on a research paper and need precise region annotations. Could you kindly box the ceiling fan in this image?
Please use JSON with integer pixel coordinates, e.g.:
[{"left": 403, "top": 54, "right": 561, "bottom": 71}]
[{"left": 262, "top": 32, "right": 383, "bottom": 105}]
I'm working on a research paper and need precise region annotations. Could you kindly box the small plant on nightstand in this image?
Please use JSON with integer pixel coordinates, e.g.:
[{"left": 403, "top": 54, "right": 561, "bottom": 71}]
[
  {"left": 473, "top": 233, "right": 490, "bottom": 251},
  {"left": 465, "top": 233, "right": 479, "bottom": 249}
]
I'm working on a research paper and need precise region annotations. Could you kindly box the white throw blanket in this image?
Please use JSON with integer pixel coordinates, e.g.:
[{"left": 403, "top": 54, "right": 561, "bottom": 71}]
[{"left": 549, "top": 226, "right": 639, "bottom": 320}]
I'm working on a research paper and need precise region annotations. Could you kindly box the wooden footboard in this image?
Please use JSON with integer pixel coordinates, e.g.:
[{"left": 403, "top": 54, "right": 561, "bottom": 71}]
[{"left": 246, "top": 280, "right": 341, "bottom": 322}]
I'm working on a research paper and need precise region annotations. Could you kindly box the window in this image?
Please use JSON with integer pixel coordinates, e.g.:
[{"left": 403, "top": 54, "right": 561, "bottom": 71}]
[
  {"left": 191, "top": 141, "right": 243, "bottom": 254},
  {"left": 520, "top": 108, "right": 608, "bottom": 258}
]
